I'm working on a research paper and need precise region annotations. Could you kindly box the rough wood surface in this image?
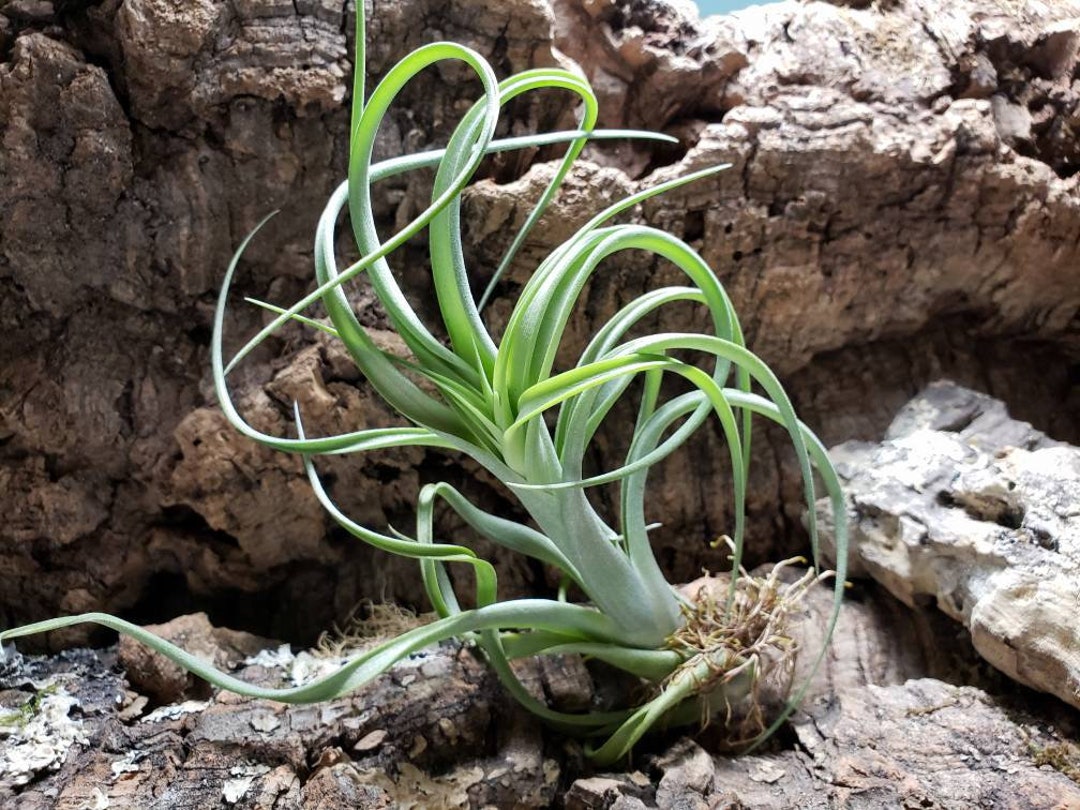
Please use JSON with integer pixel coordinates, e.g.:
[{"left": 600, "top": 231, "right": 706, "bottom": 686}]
[
  {"left": 821, "top": 379, "right": 1080, "bottom": 712},
  {"left": 2, "top": 0, "right": 1079, "bottom": 645},
  {"left": 567, "top": 680, "right": 1080, "bottom": 810},
  {"left": 1, "top": 635, "right": 561, "bottom": 809},
  {"left": 2, "top": 591, "right": 1077, "bottom": 808}
]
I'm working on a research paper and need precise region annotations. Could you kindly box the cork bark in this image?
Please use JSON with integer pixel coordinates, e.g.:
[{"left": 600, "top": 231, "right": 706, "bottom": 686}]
[{"left": 3, "top": 581, "right": 1077, "bottom": 808}]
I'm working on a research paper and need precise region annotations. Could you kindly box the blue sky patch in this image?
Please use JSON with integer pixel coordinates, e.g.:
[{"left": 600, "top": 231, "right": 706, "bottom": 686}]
[{"left": 693, "top": 0, "right": 781, "bottom": 15}]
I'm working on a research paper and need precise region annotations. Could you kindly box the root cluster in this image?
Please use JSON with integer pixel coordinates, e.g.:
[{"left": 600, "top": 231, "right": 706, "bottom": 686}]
[{"left": 666, "top": 554, "right": 829, "bottom": 745}]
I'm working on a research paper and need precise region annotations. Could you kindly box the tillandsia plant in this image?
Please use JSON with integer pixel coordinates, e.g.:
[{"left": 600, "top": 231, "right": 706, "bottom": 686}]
[{"left": 0, "top": 7, "right": 847, "bottom": 764}]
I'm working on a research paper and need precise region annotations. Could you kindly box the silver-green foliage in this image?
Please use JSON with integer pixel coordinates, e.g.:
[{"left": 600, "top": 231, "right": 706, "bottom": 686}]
[{"left": 1, "top": 6, "right": 847, "bottom": 764}]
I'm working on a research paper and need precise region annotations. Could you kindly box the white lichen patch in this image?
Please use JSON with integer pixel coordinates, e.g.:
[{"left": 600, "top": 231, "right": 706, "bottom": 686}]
[
  {"left": 288, "top": 651, "right": 350, "bottom": 687},
  {"left": 140, "top": 699, "right": 209, "bottom": 723},
  {"left": 243, "top": 644, "right": 348, "bottom": 687},
  {"left": 237, "top": 606, "right": 442, "bottom": 697},
  {"left": 0, "top": 685, "right": 88, "bottom": 788},
  {"left": 243, "top": 643, "right": 295, "bottom": 670},
  {"left": 109, "top": 750, "right": 146, "bottom": 778},
  {"left": 222, "top": 763, "right": 271, "bottom": 804},
  {"left": 358, "top": 762, "right": 485, "bottom": 810},
  {"left": 243, "top": 642, "right": 435, "bottom": 689}
]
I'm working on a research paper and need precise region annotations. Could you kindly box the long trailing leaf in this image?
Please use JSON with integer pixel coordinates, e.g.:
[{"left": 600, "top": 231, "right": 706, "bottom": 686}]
[
  {"left": 0, "top": 599, "right": 627, "bottom": 704},
  {"left": 428, "top": 68, "right": 601, "bottom": 375},
  {"left": 346, "top": 42, "right": 499, "bottom": 384},
  {"left": 589, "top": 647, "right": 755, "bottom": 766},
  {"left": 713, "top": 388, "right": 848, "bottom": 752},
  {"left": 414, "top": 481, "right": 586, "bottom": 611},
  {"left": 244, "top": 297, "right": 340, "bottom": 338},
  {"left": 478, "top": 630, "right": 633, "bottom": 733},
  {"left": 721, "top": 390, "right": 847, "bottom": 605},
  {"left": 295, "top": 413, "right": 498, "bottom": 616},
  {"left": 507, "top": 348, "right": 754, "bottom": 642},
  {"left": 500, "top": 634, "right": 683, "bottom": 681},
  {"left": 503, "top": 224, "right": 741, "bottom": 405},
  {"left": 546, "top": 282, "right": 736, "bottom": 493},
  {"left": 510, "top": 354, "right": 670, "bottom": 430},
  {"left": 476, "top": 70, "right": 599, "bottom": 313},
  {"left": 404, "top": 479, "right": 639, "bottom": 732},
  {"left": 212, "top": 218, "right": 463, "bottom": 454},
  {"left": 407, "top": 467, "right": 656, "bottom": 735},
  {"left": 588, "top": 661, "right": 704, "bottom": 765},
  {"left": 509, "top": 390, "right": 708, "bottom": 496},
  {"left": 554, "top": 286, "right": 710, "bottom": 456},
  {"left": 369, "top": 128, "right": 676, "bottom": 186},
  {"left": 310, "top": 178, "right": 471, "bottom": 436},
  {"left": 618, "top": 392, "right": 717, "bottom": 570},
  {"left": 608, "top": 332, "right": 820, "bottom": 556}
]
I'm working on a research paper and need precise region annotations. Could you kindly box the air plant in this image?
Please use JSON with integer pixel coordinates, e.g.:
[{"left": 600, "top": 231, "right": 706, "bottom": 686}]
[{"left": 0, "top": 5, "right": 847, "bottom": 764}]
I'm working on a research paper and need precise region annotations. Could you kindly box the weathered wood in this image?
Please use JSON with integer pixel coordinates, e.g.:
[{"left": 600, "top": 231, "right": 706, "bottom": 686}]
[
  {"left": 1, "top": 633, "right": 565, "bottom": 808},
  {"left": 589, "top": 680, "right": 1080, "bottom": 809},
  {"left": 3, "top": 0, "right": 1080, "bottom": 805},
  {"left": 3, "top": 581, "right": 1077, "bottom": 807},
  {"left": 821, "top": 380, "right": 1080, "bottom": 712}
]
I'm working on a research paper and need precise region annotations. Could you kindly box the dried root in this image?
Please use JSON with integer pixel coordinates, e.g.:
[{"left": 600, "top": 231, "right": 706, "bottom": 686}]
[
  {"left": 314, "top": 602, "right": 431, "bottom": 658},
  {"left": 666, "top": 551, "right": 832, "bottom": 746}
]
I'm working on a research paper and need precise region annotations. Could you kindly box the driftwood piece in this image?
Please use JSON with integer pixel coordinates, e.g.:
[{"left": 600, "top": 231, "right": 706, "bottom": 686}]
[{"left": 821, "top": 380, "right": 1080, "bottom": 711}]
